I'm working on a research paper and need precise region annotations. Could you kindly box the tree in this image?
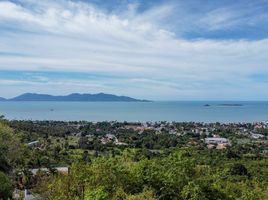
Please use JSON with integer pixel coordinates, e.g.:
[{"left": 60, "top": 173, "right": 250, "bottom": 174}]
[
  {"left": 0, "top": 122, "right": 28, "bottom": 173},
  {"left": 82, "top": 150, "right": 91, "bottom": 163},
  {"left": 78, "top": 137, "right": 90, "bottom": 149},
  {"left": 0, "top": 172, "right": 13, "bottom": 200},
  {"left": 229, "top": 163, "right": 248, "bottom": 176}
]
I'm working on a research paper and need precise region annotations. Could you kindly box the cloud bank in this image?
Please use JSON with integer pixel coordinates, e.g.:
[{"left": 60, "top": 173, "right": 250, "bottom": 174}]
[{"left": 0, "top": 0, "right": 268, "bottom": 100}]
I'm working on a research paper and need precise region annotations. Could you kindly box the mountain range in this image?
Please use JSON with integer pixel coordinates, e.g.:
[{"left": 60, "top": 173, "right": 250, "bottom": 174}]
[{"left": 0, "top": 93, "right": 150, "bottom": 102}]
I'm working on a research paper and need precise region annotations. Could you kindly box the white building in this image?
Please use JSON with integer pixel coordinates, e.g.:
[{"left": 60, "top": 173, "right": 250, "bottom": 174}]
[
  {"left": 205, "top": 137, "right": 230, "bottom": 145},
  {"left": 251, "top": 133, "right": 265, "bottom": 139}
]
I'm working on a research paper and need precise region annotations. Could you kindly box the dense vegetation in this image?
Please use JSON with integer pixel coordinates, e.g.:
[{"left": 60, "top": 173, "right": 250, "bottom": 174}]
[
  {"left": 0, "top": 119, "right": 268, "bottom": 199},
  {"left": 0, "top": 120, "right": 29, "bottom": 199},
  {"left": 34, "top": 149, "right": 268, "bottom": 200}
]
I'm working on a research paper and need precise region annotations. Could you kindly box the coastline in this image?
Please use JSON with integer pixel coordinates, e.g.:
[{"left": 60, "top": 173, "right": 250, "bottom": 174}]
[{"left": 0, "top": 101, "right": 267, "bottom": 123}]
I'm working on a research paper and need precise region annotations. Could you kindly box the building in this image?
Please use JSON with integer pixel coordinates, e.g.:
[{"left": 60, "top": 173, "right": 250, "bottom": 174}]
[
  {"left": 205, "top": 137, "right": 231, "bottom": 149},
  {"left": 26, "top": 141, "right": 39, "bottom": 148},
  {"left": 205, "top": 137, "right": 229, "bottom": 145},
  {"left": 250, "top": 133, "right": 265, "bottom": 139}
]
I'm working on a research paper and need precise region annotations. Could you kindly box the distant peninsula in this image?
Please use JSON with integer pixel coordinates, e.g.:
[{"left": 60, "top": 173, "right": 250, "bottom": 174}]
[{"left": 0, "top": 93, "right": 150, "bottom": 102}]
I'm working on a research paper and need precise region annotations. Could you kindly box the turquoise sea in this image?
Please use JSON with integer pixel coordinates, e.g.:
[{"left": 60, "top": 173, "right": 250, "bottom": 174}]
[{"left": 0, "top": 101, "right": 268, "bottom": 122}]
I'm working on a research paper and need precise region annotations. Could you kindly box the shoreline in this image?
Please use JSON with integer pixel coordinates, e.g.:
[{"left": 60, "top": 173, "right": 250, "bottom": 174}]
[{"left": 3, "top": 118, "right": 268, "bottom": 125}]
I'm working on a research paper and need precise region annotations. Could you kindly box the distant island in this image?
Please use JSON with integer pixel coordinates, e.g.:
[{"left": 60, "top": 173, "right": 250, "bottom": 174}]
[
  {"left": 0, "top": 93, "right": 150, "bottom": 102},
  {"left": 204, "top": 103, "right": 243, "bottom": 107},
  {"left": 218, "top": 104, "right": 243, "bottom": 106}
]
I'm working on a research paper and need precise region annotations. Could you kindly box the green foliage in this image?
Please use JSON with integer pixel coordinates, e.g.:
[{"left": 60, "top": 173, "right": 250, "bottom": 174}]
[
  {"left": 229, "top": 163, "right": 248, "bottom": 176},
  {"left": 84, "top": 187, "right": 109, "bottom": 200},
  {"left": 0, "top": 122, "right": 29, "bottom": 172},
  {"left": 34, "top": 148, "right": 268, "bottom": 200},
  {"left": 1, "top": 120, "right": 268, "bottom": 199},
  {"left": 182, "top": 182, "right": 208, "bottom": 200},
  {"left": 0, "top": 171, "right": 13, "bottom": 200}
]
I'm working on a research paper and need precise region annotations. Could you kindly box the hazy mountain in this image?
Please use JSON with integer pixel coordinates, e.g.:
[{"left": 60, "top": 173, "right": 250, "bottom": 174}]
[
  {"left": 0, "top": 97, "right": 6, "bottom": 101},
  {"left": 7, "top": 93, "right": 150, "bottom": 102}
]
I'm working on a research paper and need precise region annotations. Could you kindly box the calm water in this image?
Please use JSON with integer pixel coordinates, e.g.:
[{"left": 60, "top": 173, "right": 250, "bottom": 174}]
[{"left": 0, "top": 101, "right": 268, "bottom": 122}]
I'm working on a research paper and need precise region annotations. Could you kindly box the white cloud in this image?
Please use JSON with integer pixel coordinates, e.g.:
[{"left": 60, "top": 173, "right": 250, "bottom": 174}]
[{"left": 0, "top": 0, "right": 268, "bottom": 100}]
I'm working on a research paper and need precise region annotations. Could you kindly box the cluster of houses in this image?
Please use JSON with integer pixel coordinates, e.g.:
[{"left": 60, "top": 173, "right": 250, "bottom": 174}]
[
  {"left": 26, "top": 121, "right": 267, "bottom": 153},
  {"left": 125, "top": 121, "right": 267, "bottom": 137},
  {"left": 122, "top": 121, "right": 268, "bottom": 150}
]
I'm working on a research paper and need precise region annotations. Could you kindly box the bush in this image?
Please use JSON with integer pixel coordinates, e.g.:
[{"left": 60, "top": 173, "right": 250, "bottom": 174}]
[{"left": 85, "top": 187, "right": 109, "bottom": 200}]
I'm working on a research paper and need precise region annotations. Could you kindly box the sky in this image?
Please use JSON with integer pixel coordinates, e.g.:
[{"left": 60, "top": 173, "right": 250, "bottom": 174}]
[{"left": 0, "top": 0, "right": 268, "bottom": 100}]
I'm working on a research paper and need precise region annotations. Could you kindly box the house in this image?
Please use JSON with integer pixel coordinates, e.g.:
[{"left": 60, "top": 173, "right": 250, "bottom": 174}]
[
  {"left": 101, "top": 134, "right": 118, "bottom": 144},
  {"left": 26, "top": 141, "right": 39, "bottom": 147},
  {"left": 205, "top": 137, "right": 229, "bottom": 145},
  {"left": 115, "top": 142, "right": 128, "bottom": 146},
  {"left": 250, "top": 133, "right": 265, "bottom": 139},
  {"left": 205, "top": 137, "right": 231, "bottom": 149}
]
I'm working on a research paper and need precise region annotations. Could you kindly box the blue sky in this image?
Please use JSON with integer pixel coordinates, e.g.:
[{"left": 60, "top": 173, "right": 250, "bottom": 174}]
[{"left": 0, "top": 0, "right": 268, "bottom": 100}]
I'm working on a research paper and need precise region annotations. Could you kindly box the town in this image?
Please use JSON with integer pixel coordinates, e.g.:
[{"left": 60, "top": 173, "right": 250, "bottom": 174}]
[
  {"left": 16, "top": 120, "right": 268, "bottom": 151},
  {"left": 1, "top": 119, "right": 268, "bottom": 199}
]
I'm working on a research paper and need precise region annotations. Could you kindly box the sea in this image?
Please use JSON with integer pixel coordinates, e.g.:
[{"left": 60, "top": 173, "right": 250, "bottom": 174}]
[{"left": 0, "top": 101, "right": 268, "bottom": 123}]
